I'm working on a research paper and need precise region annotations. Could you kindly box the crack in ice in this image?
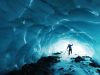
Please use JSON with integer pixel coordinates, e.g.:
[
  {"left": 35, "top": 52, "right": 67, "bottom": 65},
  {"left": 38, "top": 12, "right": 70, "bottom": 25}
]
[
  {"left": 89, "top": 11, "right": 99, "bottom": 16},
  {"left": 70, "top": 29, "right": 94, "bottom": 40},
  {"left": 29, "top": 0, "right": 34, "bottom": 7},
  {"left": 24, "top": 31, "right": 27, "bottom": 44}
]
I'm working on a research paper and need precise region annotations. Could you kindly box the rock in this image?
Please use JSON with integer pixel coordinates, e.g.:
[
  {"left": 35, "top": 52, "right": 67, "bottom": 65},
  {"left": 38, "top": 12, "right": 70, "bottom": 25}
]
[
  {"left": 89, "top": 61, "right": 100, "bottom": 68},
  {"left": 74, "top": 56, "right": 85, "bottom": 63},
  {"left": 58, "top": 68, "right": 64, "bottom": 70},
  {"left": 52, "top": 52, "right": 62, "bottom": 55},
  {"left": 6, "top": 56, "right": 60, "bottom": 75},
  {"left": 97, "top": 69, "right": 100, "bottom": 74}
]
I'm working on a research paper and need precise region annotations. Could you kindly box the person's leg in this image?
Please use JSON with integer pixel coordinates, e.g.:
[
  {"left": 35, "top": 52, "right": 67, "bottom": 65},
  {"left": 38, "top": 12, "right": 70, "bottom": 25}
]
[
  {"left": 71, "top": 49, "right": 72, "bottom": 54},
  {"left": 69, "top": 49, "right": 71, "bottom": 55},
  {"left": 68, "top": 50, "right": 70, "bottom": 55}
]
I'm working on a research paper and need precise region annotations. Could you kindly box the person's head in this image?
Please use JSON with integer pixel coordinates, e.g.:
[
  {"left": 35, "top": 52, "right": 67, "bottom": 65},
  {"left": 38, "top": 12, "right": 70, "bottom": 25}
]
[{"left": 68, "top": 44, "right": 71, "bottom": 46}]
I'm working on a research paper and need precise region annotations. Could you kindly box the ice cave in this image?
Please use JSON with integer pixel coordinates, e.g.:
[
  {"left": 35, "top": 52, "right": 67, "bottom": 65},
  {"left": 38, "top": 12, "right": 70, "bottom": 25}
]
[{"left": 0, "top": 0, "right": 100, "bottom": 75}]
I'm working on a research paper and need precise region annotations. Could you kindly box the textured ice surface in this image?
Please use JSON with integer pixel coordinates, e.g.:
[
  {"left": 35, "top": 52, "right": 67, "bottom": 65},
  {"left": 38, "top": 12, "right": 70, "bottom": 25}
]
[{"left": 0, "top": 0, "right": 100, "bottom": 73}]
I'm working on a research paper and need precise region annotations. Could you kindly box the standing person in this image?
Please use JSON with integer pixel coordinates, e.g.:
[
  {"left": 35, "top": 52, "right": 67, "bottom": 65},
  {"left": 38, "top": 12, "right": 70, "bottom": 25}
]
[{"left": 67, "top": 44, "right": 73, "bottom": 55}]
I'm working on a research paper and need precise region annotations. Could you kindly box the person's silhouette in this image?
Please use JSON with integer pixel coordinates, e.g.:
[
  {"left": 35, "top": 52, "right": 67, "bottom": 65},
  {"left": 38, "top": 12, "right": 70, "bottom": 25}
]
[{"left": 67, "top": 44, "right": 73, "bottom": 55}]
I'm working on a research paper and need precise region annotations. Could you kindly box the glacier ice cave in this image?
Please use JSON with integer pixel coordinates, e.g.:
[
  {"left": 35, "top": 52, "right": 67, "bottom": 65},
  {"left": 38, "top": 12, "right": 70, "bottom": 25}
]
[{"left": 0, "top": 0, "right": 100, "bottom": 75}]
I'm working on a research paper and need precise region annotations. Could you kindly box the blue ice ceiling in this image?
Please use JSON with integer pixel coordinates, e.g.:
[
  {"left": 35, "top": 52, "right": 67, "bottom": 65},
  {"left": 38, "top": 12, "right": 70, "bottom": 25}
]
[{"left": 0, "top": 0, "right": 100, "bottom": 72}]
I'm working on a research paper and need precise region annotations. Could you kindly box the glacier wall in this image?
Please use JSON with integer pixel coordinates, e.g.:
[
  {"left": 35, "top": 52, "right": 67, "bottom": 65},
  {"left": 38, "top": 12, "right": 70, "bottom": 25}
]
[{"left": 0, "top": 0, "right": 100, "bottom": 73}]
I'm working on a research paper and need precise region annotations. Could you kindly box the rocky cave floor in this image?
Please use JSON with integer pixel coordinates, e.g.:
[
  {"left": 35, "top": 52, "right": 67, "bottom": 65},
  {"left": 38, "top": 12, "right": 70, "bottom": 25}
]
[{"left": 5, "top": 52, "right": 100, "bottom": 75}]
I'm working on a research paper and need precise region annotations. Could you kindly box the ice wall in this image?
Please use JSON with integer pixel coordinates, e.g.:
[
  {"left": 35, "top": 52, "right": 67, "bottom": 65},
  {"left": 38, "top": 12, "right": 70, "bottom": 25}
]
[{"left": 0, "top": 0, "right": 100, "bottom": 73}]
